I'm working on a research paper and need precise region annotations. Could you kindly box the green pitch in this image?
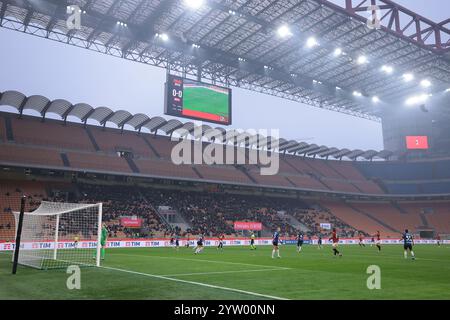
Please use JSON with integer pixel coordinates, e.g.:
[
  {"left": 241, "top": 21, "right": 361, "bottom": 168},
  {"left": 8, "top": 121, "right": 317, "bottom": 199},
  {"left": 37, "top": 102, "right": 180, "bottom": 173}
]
[
  {"left": 184, "top": 87, "right": 229, "bottom": 117},
  {"left": 1, "top": 245, "right": 450, "bottom": 300}
]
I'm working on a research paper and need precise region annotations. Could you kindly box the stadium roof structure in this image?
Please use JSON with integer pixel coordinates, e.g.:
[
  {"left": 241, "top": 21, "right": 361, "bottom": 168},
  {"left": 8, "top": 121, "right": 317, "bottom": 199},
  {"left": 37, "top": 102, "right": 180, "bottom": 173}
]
[
  {"left": 0, "top": 89, "right": 394, "bottom": 160},
  {"left": 1, "top": 0, "right": 450, "bottom": 121}
]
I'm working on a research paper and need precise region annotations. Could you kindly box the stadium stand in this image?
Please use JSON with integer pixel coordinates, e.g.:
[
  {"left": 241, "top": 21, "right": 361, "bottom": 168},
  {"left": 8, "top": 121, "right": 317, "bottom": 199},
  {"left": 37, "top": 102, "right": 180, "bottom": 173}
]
[
  {"left": 3, "top": 112, "right": 450, "bottom": 196},
  {"left": 0, "top": 144, "right": 64, "bottom": 167},
  {"left": 11, "top": 117, "right": 95, "bottom": 151},
  {"left": 0, "top": 181, "right": 48, "bottom": 241},
  {"left": 320, "top": 201, "right": 398, "bottom": 237},
  {"left": 90, "top": 126, "right": 156, "bottom": 158},
  {"left": 135, "top": 158, "right": 199, "bottom": 179},
  {"left": 1, "top": 111, "right": 450, "bottom": 241},
  {"left": 66, "top": 152, "right": 133, "bottom": 173}
]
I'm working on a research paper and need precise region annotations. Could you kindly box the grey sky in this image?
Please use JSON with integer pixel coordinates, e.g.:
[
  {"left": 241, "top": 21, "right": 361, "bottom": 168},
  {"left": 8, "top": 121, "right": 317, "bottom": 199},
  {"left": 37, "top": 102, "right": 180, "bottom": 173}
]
[{"left": 0, "top": 1, "right": 446, "bottom": 151}]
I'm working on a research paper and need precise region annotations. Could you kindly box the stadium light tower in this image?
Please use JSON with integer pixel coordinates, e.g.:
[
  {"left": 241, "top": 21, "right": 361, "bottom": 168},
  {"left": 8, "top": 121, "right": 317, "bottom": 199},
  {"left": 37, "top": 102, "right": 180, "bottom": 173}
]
[
  {"left": 184, "top": 0, "right": 204, "bottom": 9},
  {"left": 372, "top": 96, "right": 380, "bottom": 103},
  {"left": 277, "top": 25, "right": 292, "bottom": 38},
  {"left": 156, "top": 33, "right": 169, "bottom": 41}
]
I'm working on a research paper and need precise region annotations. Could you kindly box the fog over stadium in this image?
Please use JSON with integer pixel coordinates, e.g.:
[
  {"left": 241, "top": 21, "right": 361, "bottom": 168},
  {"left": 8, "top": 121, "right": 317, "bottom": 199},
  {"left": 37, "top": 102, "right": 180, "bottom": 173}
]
[{"left": 1, "top": 0, "right": 450, "bottom": 304}]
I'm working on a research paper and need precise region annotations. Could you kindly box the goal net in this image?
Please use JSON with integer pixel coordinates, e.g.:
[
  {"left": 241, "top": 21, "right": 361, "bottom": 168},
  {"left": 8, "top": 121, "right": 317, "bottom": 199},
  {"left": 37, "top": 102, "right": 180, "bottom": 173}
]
[{"left": 13, "top": 201, "right": 103, "bottom": 269}]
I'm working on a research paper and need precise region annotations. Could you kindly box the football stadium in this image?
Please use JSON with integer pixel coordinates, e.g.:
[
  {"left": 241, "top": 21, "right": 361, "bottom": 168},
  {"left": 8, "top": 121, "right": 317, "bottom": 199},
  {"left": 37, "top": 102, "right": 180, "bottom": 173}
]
[{"left": 1, "top": 0, "right": 450, "bottom": 304}]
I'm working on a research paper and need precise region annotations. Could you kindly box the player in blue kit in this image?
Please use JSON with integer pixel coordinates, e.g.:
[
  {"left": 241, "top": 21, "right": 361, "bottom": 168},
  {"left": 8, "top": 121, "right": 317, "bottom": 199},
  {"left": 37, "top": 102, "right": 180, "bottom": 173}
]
[
  {"left": 272, "top": 228, "right": 281, "bottom": 259},
  {"left": 401, "top": 229, "right": 415, "bottom": 260},
  {"left": 194, "top": 234, "right": 204, "bottom": 254},
  {"left": 317, "top": 234, "right": 323, "bottom": 250},
  {"left": 297, "top": 232, "right": 304, "bottom": 253}
]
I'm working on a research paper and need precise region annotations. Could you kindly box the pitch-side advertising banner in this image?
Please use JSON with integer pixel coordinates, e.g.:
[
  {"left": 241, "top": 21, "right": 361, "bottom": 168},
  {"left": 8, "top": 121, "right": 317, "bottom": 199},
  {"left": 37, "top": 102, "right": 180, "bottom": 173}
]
[
  {"left": 0, "top": 238, "right": 448, "bottom": 251},
  {"left": 233, "top": 222, "right": 263, "bottom": 231},
  {"left": 120, "top": 217, "right": 143, "bottom": 228}
]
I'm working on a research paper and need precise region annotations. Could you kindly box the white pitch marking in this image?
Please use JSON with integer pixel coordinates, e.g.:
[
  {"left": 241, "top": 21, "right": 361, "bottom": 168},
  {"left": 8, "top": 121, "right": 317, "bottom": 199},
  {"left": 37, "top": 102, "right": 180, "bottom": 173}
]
[
  {"left": 100, "top": 265, "right": 289, "bottom": 300},
  {"left": 112, "top": 253, "right": 290, "bottom": 270},
  {"left": 160, "top": 267, "right": 290, "bottom": 277}
]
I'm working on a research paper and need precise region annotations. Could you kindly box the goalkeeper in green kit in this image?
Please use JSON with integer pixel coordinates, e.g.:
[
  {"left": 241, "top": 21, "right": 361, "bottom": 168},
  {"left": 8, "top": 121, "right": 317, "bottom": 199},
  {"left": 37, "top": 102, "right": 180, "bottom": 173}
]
[{"left": 94, "top": 223, "right": 108, "bottom": 260}]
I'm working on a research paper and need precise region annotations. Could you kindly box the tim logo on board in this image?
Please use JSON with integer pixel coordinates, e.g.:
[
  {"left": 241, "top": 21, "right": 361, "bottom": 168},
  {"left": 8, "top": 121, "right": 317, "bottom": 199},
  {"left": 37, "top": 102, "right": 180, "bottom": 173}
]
[
  {"left": 125, "top": 242, "right": 131, "bottom": 247},
  {"left": 109, "top": 241, "right": 121, "bottom": 248},
  {"left": 32, "top": 243, "right": 39, "bottom": 249}
]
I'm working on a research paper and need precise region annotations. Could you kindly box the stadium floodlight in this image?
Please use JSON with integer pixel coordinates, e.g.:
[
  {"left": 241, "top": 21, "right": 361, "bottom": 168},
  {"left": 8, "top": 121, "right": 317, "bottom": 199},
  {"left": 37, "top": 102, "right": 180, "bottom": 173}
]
[
  {"left": 420, "top": 79, "right": 432, "bottom": 88},
  {"left": 445, "top": 88, "right": 450, "bottom": 93},
  {"left": 277, "top": 25, "right": 292, "bottom": 38},
  {"left": 403, "top": 73, "right": 414, "bottom": 82},
  {"left": 353, "top": 91, "right": 362, "bottom": 97},
  {"left": 306, "top": 37, "right": 318, "bottom": 48},
  {"left": 228, "top": 10, "right": 236, "bottom": 15},
  {"left": 357, "top": 55, "right": 368, "bottom": 64},
  {"left": 192, "top": 43, "right": 201, "bottom": 48},
  {"left": 156, "top": 33, "right": 169, "bottom": 41},
  {"left": 184, "top": 0, "right": 204, "bottom": 9},
  {"left": 381, "top": 65, "right": 393, "bottom": 74},
  {"left": 405, "top": 93, "right": 431, "bottom": 106},
  {"left": 333, "top": 48, "right": 342, "bottom": 56},
  {"left": 336, "top": 86, "right": 342, "bottom": 90},
  {"left": 238, "top": 57, "right": 246, "bottom": 62},
  {"left": 372, "top": 96, "right": 380, "bottom": 103}
]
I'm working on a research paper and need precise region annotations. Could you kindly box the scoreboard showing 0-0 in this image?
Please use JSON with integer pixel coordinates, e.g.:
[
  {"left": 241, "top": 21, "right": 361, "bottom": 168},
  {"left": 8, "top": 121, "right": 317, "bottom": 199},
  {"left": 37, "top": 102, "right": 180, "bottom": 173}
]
[{"left": 165, "top": 74, "right": 232, "bottom": 125}]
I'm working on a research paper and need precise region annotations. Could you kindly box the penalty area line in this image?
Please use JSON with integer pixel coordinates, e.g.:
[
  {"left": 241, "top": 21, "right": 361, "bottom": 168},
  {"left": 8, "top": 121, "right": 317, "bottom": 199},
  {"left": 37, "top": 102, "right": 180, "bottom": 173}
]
[{"left": 100, "top": 265, "right": 289, "bottom": 300}]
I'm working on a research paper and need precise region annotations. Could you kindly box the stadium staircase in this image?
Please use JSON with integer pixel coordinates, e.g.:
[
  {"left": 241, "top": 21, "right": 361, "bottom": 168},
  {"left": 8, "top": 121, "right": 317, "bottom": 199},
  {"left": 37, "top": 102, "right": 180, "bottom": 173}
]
[
  {"left": 283, "top": 158, "right": 303, "bottom": 174},
  {"left": 235, "top": 165, "right": 258, "bottom": 184},
  {"left": 282, "top": 213, "right": 310, "bottom": 232},
  {"left": 191, "top": 167, "right": 204, "bottom": 179},
  {"left": 142, "top": 136, "right": 161, "bottom": 158},
  {"left": 139, "top": 193, "right": 171, "bottom": 229},
  {"left": 419, "top": 213, "right": 430, "bottom": 227},
  {"left": 284, "top": 176, "right": 297, "bottom": 187},
  {"left": 124, "top": 157, "right": 140, "bottom": 173},
  {"left": 372, "top": 178, "right": 390, "bottom": 193},
  {"left": 4, "top": 116, "right": 14, "bottom": 141},
  {"left": 346, "top": 202, "right": 401, "bottom": 234},
  {"left": 391, "top": 201, "right": 408, "bottom": 214},
  {"left": 138, "top": 191, "right": 191, "bottom": 232},
  {"left": 84, "top": 127, "right": 100, "bottom": 151},
  {"left": 60, "top": 153, "right": 71, "bottom": 167}
]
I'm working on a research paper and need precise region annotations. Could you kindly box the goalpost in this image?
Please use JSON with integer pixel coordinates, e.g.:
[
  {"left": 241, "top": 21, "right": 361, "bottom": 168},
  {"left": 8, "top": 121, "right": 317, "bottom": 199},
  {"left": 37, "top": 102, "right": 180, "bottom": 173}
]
[{"left": 12, "top": 201, "right": 103, "bottom": 270}]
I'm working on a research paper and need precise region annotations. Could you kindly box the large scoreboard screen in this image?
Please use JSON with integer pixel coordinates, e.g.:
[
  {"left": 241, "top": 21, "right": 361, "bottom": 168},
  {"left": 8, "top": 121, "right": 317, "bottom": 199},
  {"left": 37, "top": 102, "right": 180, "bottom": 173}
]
[
  {"left": 406, "top": 136, "right": 429, "bottom": 150},
  {"left": 165, "top": 74, "right": 232, "bottom": 125}
]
